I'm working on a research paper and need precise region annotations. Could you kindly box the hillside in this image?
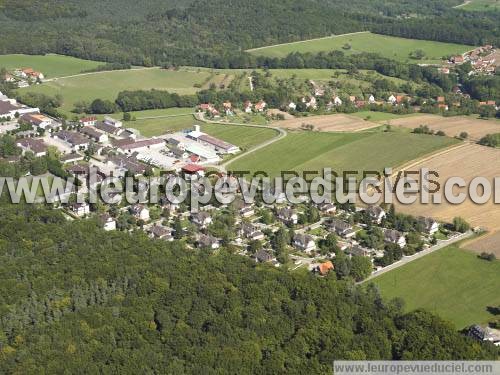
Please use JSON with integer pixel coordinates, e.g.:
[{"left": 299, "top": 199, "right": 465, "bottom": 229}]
[
  {"left": 0, "top": 0, "right": 499, "bottom": 67},
  {"left": 0, "top": 203, "right": 496, "bottom": 373}
]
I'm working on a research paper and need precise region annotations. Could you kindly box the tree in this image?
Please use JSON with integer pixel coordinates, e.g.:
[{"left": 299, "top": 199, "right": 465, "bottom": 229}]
[
  {"left": 350, "top": 256, "right": 372, "bottom": 281},
  {"left": 123, "top": 112, "right": 132, "bottom": 121},
  {"left": 173, "top": 217, "right": 183, "bottom": 239},
  {"left": 452, "top": 217, "right": 470, "bottom": 233},
  {"left": 479, "top": 134, "right": 498, "bottom": 148},
  {"left": 89, "top": 99, "right": 117, "bottom": 114}
]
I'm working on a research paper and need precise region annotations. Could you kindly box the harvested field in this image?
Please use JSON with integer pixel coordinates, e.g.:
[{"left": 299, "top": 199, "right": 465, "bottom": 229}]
[
  {"left": 267, "top": 109, "right": 295, "bottom": 120},
  {"left": 389, "top": 114, "right": 500, "bottom": 141},
  {"left": 395, "top": 143, "right": 500, "bottom": 231},
  {"left": 272, "top": 114, "right": 379, "bottom": 132},
  {"left": 464, "top": 231, "right": 500, "bottom": 257}
]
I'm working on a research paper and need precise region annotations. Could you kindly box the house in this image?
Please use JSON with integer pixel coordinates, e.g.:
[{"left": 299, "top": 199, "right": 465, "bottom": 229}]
[
  {"left": 223, "top": 101, "right": 233, "bottom": 115},
  {"left": 19, "top": 113, "right": 53, "bottom": 129},
  {"left": 112, "top": 137, "right": 164, "bottom": 154},
  {"left": 366, "top": 205, "right": 386, "bottom": 224},
  {"left": 384, "top": 229, "right": 406, "bottom": 248},
  {"left": 54, "top": 130, "right": 90, "bottom": 151},
  {"left": 255, "top": 100, "right": 267, "bottom": 112},
  {"left": 0, "top": 99, "right": 39, "bottom": 118},
  {"left": 255, "top": 249, "right": 274, "bottom": 263},
  {"left": 68, "top": 202, "right": 90, "bottom": 217},
  {"left": 198, "top": 103, "right": 214, "bottom": 112},
  {"left": 169, "top": 145, "right": 189, "bottom": 159},
  {"left": 349, "top": 96, "right": 356, "bottom": 103},
  {"left": 149, "top": 225, "right": 173, "bottom": 241},
  {"left": 240, "top": 222, "right": 265, "bottom": 241},
  {"left": 293, "top": 234, "right": 316, "bottom": 253},
  {"left": 197, "top": 234, "right": 220, "bottom": 250},
  {"left": 347, "top": 245, "right": 374, "bottom": 257},
  {"left": 288, "top": 102, "right": 297, "bottom": 111},
  {"left": 107, "top": 154, "right": 150, "bottom": 176},
  {"left": 239, "top": 205, "right": 255, "bottom": 218},
  {"left": 276, "top": 208, "right": 298, "bottom": 225},
  {"left": 191, "top": 211, "right": 212, "bottom": 228},
  {"left": 314, "top": 261, "right": 334, "bottom": 276},
  {"left": 468, "top": 325, "right": 500, "bottom": 347},
  {"left": 243, "top": 101, "right": 253, "bottom": 113},
  {"left": 317, "top": 202, "right": 336, "bottom": 214},
  {"left": 418, "top": 217, "right": 439, "bottom": 235},
  {"left": 103, "top": 116, "right": 122, "bottom": 128},
  {"left": 21, "top": 68, "right": 44, "bottom": 80},
  {"left": 59, "top": 153, "right": 84, "bottom": 164},
  {"left": 79, "top": 116, "right": 97, "bottom": 127},
  {"left": 16, "top": 138, "right": 48, "bottom": 157},
  {"left": 452, "top": 55, "right": 464, "bottom": 64},
  {"left": 302, "top": 96, "right": 317, "bottom": 109},
  {"left": 95, "top": 121, "right": 124, "bottom": 136},
  {"left": 387, "top": 95, "right": 397, "bottom": 105},
  {"left": 130, "top": 204, "right": 150, "bottom": 221},
  {"left": 80, "top": 126, "right": 108, "bottom": 143},
  {"left": 368, "top": 95, "right": 376, "bottom": 104},
  {"left": 98, "top": 213, "right": 116, "bottom": 231},
  {"left": 328, "top": 219, "right": 355, "bottom": 238},
  {"left": 182, "top": 164, "right": 206, "bottom": 179},
  {"left": 333, "top": 96, "right": 343, "bottom": 106},
  {"left": 438, "top": 103, "right": 449, "bottom": 111}
]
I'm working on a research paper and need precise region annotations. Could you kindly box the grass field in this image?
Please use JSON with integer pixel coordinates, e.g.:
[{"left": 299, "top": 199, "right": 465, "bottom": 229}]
[
  {"left": 373, "top": 245, "right": 500, "bottom": 328},
  {"left": 18, "top": 68, "right": 224, "bottom": 116},
  {"left": 456, "top": 0, "right": 500, "bottom": 11},
  {"left": 230, "top": 131, "right": 458, "bottom": 177},
  {"left": 0, "top": 54, "right": 102, "bottom": 78},
  {"left": 128, "top": 115, "right": 277, "bottom": 150},
  {"left": 247, "top": 32, "right": 473, "bottom": 63}
]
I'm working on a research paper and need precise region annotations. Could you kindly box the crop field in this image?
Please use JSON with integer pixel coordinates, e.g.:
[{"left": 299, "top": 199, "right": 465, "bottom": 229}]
[
  {"left": 456, "top": 0, "right": 500, "bottom": 11},
  {"left": 128, "top": 116, "right": 277, "bottom": 149},
  {"left": 394, "top": 143, "right": 500, "bottom": 231},
  {"left": 0, "top": 54, "right": 102, "bottom": 78},
  {"left": 229, "top": 131, "right": 458, "bottom": 177},
  {"left": 465, "top": 231, "right": 500, "bottom": 257},
  {"left": 351, "top": 111, "right": 419, "bottom": 122},
  {"left": 247, "top": 32, "right": 473, "bottom": 63},
  {"left": 18, "top": 68, "right": 225, "bottom": 116},
  {"left": 373, "top": 244, "right": 500, "bottom": 329},
  {"left": 273, "top": 114, "right": 380, "bottom": 132},
  {"left": 388, "top": 114, "right": 500, "bottom": 141}
]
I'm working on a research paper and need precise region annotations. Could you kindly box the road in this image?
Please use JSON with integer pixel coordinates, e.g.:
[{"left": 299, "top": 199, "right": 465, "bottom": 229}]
[
  {"left": 361, "top": 230, "right": 473, "bottom": 283},
  {"left": 194, "top": 113, "right": 288, "bottom": 172},
  {"left": 43, "top": 67, "right": 157, "bottom": 82}
]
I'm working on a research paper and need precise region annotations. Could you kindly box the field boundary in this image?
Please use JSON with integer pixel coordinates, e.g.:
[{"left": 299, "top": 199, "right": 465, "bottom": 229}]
[{"left": 246, "top": 31, "right": 370, "bottom": 52}]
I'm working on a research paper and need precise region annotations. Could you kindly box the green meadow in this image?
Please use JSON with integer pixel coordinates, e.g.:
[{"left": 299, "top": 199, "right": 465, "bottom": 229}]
[
  {"left": 373, "top": 245, "right": 500, "bottom": 328},
  {"left": 18, "top": 68, "right": 224, "bottom": 116},
  {"left": 248, "top": 32, "right": 473, "bottom": 63},
  {"left": 0, "top": 54, "right": 102, "bottom": 78},
  {"left": 229, "top": 131, "right": 458, "bottom": 176},
  {"left": 457, "top": 0, "right": 500, "bottom": 11}
]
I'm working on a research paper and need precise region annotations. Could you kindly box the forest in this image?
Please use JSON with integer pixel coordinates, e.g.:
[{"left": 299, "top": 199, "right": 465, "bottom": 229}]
[
  {"left": 0, "top": 198, "right": 498, "bottom": 373},
  {"left": 0, "top": 0, "right": 499, "bottom": 68}
]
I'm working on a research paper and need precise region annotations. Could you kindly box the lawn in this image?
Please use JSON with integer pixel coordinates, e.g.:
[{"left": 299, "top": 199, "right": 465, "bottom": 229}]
[
  {"left": 128, "top": 115, "right": 277, "bottom": 149},
  {"left": 18, "top": 68, "right": 221, "bottom": 116},
  {"left": 247, "top": 32, "right": 474, "bottom": 63},
  {"left": 230, "top": 131, "right": 458, "bottom": 177},
  {"left": 0, "top": 54, "right": 102, "bottom": 78},
  {"left": 457, "top": 0, "right": 500, "bottom": 11},
  {"left": 372, "top": 245, "right": 500, "bottom": 328}
]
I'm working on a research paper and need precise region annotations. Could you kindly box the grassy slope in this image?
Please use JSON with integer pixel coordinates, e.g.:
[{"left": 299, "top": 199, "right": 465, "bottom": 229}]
[
  {"left": 18, "top": 68, "right": 219, "bottom": 116},
  {"left": 458, "top": 0, "right": 500, "bottom": 11},
  {"left": 373, "top": 245, "right": 500, "bottom": 328},
  {"left": 230, "top": 131, "right": 458, "bottom": 176},
  {"left": 0, "top": 54, "right": 102, "bottom": 78},
  {"left": 248, "top": 32, "right": 473, "bottom": 63}
]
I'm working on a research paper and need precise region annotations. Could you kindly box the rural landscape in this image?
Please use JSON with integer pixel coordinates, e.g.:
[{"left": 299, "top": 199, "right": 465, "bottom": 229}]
[{"left": 0, "top": 0, "right": 499, "bottom": 373}]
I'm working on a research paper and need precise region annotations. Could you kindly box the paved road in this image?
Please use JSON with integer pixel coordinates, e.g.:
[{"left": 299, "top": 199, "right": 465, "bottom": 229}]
[{"left": 361, "top": 230, "right": 473, "bottom": 283}]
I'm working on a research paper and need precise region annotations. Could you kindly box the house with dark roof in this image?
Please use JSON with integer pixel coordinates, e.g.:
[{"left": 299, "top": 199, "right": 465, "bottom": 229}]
[
  {"left": 255, "top": 249, "right": 275, "bottom": 263},
  {"left": 130, "top": 204, "right": 150, "bottom": 221},
  {"left": 418, "top": 216, "right": 439, "bottom": 235},
  {"left": 293, "top": 234, "right": 316, "bottom": 253},
  {"left": 149, "top": 225, "right": 173, "bottom": 241},
  {"left": 366, "top": 205, "right": 386, "bottom": 224},
  {"left": 16, "top": 138, "right": 48, "bottom": 157},
  {"left": 328, "top": 219, "right": 355, "bottom": 238},
  {"left": 384, "top": 229, "right": 406, "bottom": 248},
  {"left": 80, "top": 126, "right": 108, "bottom": 143},
  {"left": 54, "top": 130, "right": 90, "bottom": 151},
  {"left": 239, "top": 222, "right": 265, "bottom": 241},
  {"left": 276, "top": 208, "right": 298, "bottom": 225},
  {"left": 197, "top": 234, "right": 220, "bottom": 249},
  {"left": 191, "top": 211, "right": 212, "bottom": 228}
]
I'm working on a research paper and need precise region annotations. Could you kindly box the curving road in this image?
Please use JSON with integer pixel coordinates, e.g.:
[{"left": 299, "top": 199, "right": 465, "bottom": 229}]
[{"left": 194, "top": 113, "right": 287, "bottom": 172}]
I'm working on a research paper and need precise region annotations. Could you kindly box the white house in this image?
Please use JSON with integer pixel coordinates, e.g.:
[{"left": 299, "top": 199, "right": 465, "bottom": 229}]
[
  {"left": 384, "top": 229, "right": 406, "bottom": 248},
  {"left": 277, "top": 208, "right": 298, "bottom": 225},
  {"left": 333, "top": 96, "right": 343, "bottom": 106},
  {"left": 288, "top": 102, "right": 297, "bottom": 111},
  {"left": 99, "top": 214, "right": 116, "bottom": 231},
  {"left": 368, "top": 95, "right": 376, "bottom": 104},
  {"left": 293, "top": 234, "right": 316, "bottom": 253},
  {"left": 104, "top": 116, "right": 123, "bottom": 128},
  {"left": 366, "top": 205, "right": 386, "bottom": 224},
  {"left": 69, "top": 203, "right": 90, "bottom": 217},
  {"left": 387, "top": 95, "right": 397, "bottom": 105},
  {"left": 130, "top": 204, "right": 150, "bottom": 221}
]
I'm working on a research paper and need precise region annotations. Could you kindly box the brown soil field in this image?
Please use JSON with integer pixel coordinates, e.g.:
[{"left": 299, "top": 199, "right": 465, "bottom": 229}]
[
  {"left": 267, "top": 109, "right": 295, "bottom": 120},
  {"left": 394, "top": 143, "right": 500, "bottom": 231},
  {"left": 273, "top": 114, "right": 380, "bottom": 132},
  {"left": 464, "top": 231, "right": 500, "bottom": 257},
  {"left": 389, "top": 114, "right": 500, "bottom": 141}
]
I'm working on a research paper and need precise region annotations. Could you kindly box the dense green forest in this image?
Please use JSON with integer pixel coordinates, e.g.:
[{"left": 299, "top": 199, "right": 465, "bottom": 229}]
[
  {"left": 0, "top": 200, "right": 497, "bottom": 373},
  {"left": 0, "top": 0, "right": 499, "bottom": 67}
]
